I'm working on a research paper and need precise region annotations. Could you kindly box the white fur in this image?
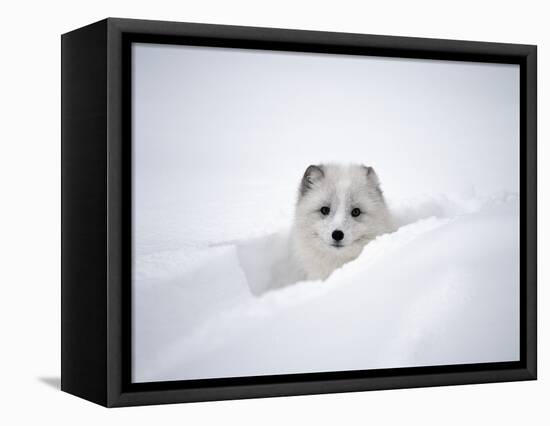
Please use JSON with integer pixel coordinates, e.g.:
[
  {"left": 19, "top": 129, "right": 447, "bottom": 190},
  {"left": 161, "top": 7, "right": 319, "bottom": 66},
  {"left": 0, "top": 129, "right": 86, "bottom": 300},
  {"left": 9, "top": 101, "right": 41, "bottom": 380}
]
[{"left": 290, "top": 164, "right": 394, "bottom": 281}]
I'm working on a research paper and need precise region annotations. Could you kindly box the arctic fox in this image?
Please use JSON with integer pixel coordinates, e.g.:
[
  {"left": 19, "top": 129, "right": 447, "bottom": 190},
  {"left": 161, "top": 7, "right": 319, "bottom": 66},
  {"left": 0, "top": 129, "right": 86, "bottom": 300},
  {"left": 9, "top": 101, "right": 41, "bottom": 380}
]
[{"left": 290, "top": 164, "right": 394, "bottom": 281}]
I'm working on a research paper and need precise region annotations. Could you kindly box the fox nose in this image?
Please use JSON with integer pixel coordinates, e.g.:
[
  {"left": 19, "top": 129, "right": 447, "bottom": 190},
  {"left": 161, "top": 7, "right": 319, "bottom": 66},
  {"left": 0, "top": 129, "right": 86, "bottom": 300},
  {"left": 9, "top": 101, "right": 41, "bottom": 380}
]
[{"left": 332, "top": 230, "right": 344, "bottom": 241}]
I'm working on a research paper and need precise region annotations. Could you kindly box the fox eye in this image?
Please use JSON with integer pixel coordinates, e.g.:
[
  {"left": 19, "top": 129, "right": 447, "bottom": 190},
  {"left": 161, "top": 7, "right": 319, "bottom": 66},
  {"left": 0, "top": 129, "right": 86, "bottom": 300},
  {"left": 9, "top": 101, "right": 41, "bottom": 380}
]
[
  {"left": 351, "top": 208, "right": 361, "bottom": 217},
  {"left": 320, "top": 206, "right": 330, "bottom": 216}
]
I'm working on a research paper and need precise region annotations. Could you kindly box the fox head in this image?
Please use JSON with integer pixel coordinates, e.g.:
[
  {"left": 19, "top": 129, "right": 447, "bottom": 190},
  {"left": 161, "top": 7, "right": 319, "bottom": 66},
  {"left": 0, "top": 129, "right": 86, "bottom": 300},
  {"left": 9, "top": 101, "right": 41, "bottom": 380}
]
[{"left": 294, "top": 163, "right": 393, "bottom": 268}]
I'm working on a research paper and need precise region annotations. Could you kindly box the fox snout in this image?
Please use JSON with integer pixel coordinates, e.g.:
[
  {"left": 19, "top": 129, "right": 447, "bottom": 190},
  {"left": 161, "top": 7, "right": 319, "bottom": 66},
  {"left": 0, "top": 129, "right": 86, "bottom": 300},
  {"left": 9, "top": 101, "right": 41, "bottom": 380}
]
[{"left": 331, "top": 230, "right": 344, "bottom": 242}]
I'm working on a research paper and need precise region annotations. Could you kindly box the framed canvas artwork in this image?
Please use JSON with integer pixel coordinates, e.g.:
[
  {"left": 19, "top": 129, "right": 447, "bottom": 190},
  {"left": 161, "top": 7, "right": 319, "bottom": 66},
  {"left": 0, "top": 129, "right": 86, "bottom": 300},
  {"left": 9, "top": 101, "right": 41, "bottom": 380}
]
[{"left": 61, "top": 18, "right": 537, "bottom": 407}]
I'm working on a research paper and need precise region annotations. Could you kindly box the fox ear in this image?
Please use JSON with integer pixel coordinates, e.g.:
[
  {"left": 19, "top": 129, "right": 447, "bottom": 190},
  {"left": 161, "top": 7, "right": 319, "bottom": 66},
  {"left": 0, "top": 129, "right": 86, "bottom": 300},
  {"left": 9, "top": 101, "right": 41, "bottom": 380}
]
[
  {"left": 300, "top": 165, "right": 324, "bottom": 196},
  {"left": 363, "top": 165, "right": 381, "bottom": 188}
]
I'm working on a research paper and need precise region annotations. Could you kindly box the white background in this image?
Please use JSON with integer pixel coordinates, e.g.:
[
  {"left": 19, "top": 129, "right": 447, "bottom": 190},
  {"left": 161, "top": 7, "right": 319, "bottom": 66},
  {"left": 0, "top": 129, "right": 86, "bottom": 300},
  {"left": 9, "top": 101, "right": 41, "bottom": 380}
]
[{"left": 0, "top": 0, "right": 546, "bottom": 424}]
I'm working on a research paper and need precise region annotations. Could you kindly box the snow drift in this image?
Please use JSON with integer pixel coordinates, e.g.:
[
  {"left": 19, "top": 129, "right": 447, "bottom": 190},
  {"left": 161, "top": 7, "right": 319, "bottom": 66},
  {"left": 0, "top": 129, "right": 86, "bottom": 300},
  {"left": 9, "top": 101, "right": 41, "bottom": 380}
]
[{"left": 133, "top": 192, "right": 519, "bottom": 383}]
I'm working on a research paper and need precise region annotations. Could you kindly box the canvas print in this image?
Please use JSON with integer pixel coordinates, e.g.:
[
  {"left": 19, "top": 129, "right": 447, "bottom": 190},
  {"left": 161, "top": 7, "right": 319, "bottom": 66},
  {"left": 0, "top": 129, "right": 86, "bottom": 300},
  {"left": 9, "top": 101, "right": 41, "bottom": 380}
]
[{"left": 131, "top": 43, "right": 520, "bottom": 383}]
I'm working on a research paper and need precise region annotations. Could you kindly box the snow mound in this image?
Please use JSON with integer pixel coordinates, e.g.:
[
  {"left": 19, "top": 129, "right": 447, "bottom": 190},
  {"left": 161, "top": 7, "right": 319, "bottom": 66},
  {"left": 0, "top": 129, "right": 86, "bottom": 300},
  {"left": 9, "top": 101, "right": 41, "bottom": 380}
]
[{"left": 133, "top": 193, "right": 519, "bottom": 382}]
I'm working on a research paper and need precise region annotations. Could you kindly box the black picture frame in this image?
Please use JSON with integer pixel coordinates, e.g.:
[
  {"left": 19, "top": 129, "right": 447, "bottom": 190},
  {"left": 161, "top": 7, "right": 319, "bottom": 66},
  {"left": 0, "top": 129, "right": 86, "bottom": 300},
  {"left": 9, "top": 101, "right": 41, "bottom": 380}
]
[{"left": 61, "top": 17, "right": 537, "bottom": 407}]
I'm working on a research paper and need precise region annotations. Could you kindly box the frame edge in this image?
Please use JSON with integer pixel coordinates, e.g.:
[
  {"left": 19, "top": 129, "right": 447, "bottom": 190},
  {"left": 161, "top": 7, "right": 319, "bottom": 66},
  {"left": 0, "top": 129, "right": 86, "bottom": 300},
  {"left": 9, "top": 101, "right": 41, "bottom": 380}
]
[{"left": 61, "top": 18, "right": 110, "bottom": 407}]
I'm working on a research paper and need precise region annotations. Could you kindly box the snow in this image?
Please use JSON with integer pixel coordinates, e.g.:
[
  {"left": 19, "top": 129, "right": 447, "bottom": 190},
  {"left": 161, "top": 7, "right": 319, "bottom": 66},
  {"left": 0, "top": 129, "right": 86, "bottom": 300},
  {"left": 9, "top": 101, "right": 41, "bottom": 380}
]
[
  {"left": 133, "top": 191, "right": 519, "bottom": 382},
  {"left": 131, "top": 43, "right": 520, "bottom": 383}
]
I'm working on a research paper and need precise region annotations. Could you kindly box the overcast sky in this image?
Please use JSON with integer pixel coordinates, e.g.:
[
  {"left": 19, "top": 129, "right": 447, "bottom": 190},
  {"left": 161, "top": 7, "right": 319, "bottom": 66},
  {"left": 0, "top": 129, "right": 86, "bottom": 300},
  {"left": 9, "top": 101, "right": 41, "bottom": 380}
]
[{"left": 133, "top": 42, "right": 519, "bottom": 199}]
